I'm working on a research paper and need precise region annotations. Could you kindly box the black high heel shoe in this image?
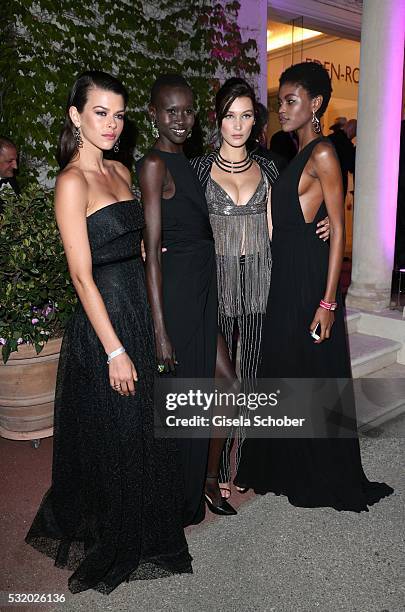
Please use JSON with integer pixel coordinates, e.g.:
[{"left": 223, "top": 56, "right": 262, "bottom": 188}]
[
  {"left": 204, "top": 475, "right": 237, "bottom": 516},
  {"left": 234, "top": 485, "right": 249, "bottom": 494}
]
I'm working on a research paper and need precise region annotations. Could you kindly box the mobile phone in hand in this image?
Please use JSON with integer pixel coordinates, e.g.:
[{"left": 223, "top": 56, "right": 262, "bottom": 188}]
[{"left": 310, "top": 323, "right": 321, "bottom": 341}]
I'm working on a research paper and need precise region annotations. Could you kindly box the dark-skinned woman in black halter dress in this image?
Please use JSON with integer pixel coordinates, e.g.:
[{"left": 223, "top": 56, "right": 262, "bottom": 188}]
[
  {"left": 138, "top": 74, "right": 237, "bottom": 526},
  {"left": 235, "top": 62, "right": 393, "bottom": 511},
  {"left": 25, "top": 71, "right": 192, "bottom": 594}
]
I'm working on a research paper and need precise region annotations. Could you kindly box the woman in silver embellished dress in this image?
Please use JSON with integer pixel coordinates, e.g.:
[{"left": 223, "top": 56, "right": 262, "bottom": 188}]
[{"left": 191, "top": 78, "right": 329, "bottom": 494}]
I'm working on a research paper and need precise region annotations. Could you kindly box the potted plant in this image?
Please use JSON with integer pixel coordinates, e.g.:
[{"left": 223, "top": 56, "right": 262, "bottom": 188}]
[{"left": 0, "top": 184, "right": 76, "bottom": 443}]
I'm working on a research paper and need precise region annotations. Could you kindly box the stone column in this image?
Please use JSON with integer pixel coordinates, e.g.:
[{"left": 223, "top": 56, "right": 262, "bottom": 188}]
[{"left": 346, "top": 0, "right": 405, "bottom": 311}]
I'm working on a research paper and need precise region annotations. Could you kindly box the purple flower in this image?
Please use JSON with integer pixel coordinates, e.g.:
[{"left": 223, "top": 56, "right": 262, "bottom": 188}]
[
  {"left": 0, "top": 338, "right": 6, "bottom": 345},
  {"left": 31, "top": 318, "right": 39, "bottom": 325},
  {"left": 42, "top": 305, "right": 53, "bottom": 317},
  {"left": 17, "top": 338, "right": 24, "bottom": 344}
]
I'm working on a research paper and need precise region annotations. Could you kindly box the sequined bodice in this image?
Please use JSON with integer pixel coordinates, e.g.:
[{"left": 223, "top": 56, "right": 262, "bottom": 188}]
[
  {"left": 205, "top": 173, "right": 272, "bottom": 317},
  {"left": 206, "top": 175, "right": 268, "bottom": 217}
]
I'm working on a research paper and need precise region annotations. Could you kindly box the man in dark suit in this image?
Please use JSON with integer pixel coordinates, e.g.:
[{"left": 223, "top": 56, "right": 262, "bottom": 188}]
[
  {"left": 250, "top": 103, "right": 291, "bottom": 173},
  {"left": 269, "top": 129, "right": 298, "bottom": 166},
  {"left": 328, "top": 121, "right": 356, "bottom": 198},
  {"left": 0, "top": 137, "right": 20, "bottom": 196}
]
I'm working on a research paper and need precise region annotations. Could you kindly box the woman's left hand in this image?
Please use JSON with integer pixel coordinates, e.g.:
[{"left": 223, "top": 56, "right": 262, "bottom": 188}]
[
  {"left": 309, "top": 307, "right": 335, "bottom": 343},
  {"left": 316, "top": 216, "right": 330, "bottom": 241}
]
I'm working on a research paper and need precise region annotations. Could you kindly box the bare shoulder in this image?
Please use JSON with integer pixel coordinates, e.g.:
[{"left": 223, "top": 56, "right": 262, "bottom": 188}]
[
  {"left": 142, "top": 151, "right": 166, "bottom": 171},
  {"left": 56, "top": 165, "right": 87, "bottom": 190},
  {"left": 55, "top": 166, "right": 88, "bottom": 214},
  {"left": 105, "top": 159, "right": 132, "bottom": 186},
  {"left": 312, "top": 139, "right": 337, "bottom": 164},
  {"left": 138, "top": 152, "right": 167, "bottom": 182},
  {"left": 310, "top": 140, "right": 340, "bottom": 178}
]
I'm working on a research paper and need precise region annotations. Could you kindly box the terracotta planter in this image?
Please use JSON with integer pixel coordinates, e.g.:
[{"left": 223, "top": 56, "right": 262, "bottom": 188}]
[{"left": 0, "top": 338, "right": 62, "bottom": 441}]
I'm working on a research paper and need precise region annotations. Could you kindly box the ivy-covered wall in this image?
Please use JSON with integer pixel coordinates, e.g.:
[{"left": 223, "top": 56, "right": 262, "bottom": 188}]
[{"left": 0, "top": 0, "right": 259, "bottom": 185}]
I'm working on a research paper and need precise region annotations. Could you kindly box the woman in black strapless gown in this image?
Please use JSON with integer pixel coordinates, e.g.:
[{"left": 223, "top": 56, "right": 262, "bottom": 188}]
[
  {"left": 236, "top": 62, "right": 393, "bottom": 511},
  {"left": 25, "top": 71, "right": 192, "bottom": 594}
]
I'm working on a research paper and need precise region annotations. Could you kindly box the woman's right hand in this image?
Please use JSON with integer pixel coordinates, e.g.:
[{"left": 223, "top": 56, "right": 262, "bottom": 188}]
[
  {"left": 141, "top": 240, "right": 167, "bottom": 262},
  {"left": 156, "top": 331, "right": 177, "bottom": 374},
  {"left": 109, "top": 352, "right": 138, "bottom": 396}
]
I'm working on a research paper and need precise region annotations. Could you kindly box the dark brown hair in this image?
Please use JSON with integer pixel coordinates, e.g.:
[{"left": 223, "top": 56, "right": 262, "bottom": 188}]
[
  {"left": 57, "top": 71, "right": 128, "bottom": 169},
  {"left": 215, "top": 77, "right": 257, "bottom": 128}
]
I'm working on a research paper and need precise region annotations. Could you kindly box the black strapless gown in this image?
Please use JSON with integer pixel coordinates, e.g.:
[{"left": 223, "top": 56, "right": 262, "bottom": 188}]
[
  {"left": 137, "top": 150, "right": 218, "bottom": 526},
  {"left": 25, "top": 200, "right": 192, "bottom": 594},
  {"left": 236, "top": 138, "right": 393, "bottom": 511}
]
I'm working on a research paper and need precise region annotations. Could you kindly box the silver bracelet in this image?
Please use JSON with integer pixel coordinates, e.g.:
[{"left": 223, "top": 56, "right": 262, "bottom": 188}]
[{"left": 107, "top": 346, "right": 126, "bottom": 364}]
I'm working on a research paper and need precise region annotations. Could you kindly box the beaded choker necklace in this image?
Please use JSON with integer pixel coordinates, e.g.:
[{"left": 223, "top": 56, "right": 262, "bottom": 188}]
[{"left": 214, "top": 150, "right": 253, "bottom": 174}]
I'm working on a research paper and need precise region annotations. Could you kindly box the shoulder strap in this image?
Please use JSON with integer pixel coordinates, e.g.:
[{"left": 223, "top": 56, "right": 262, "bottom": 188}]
[
  {"left": 298, "top": 136, "right": 324, "bottom": 162},
  {"left": 251, "top": 154, "right": 279, "bottom": 185}
]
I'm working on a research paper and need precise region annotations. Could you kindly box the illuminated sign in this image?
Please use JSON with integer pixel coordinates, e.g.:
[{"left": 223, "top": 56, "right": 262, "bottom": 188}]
[{"left": 306, "top": 58, "right": 359, "bottom": 83}]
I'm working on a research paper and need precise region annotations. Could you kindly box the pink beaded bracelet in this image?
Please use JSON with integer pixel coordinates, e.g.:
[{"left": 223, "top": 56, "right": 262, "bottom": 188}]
[{"left": 320, "top": 299, "right": 337, "bottom": 311}]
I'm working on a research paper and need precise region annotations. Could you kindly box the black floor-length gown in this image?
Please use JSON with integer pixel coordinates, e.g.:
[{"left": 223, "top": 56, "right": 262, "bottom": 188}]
[
  {"left": 235, "top": 138, "right": 393, "bottom": 511},
  {"left": 26, "top": 200, "right": 192, "bottom": 593},
  {"left": 137, "top": 151, "right": 218, "bottom": 526}
]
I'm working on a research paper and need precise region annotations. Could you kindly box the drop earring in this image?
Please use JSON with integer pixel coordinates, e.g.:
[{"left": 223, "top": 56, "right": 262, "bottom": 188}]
[
  {"left": 74, "top": 126, "right": 83, "bottom": 148},
  {"left": 151, "top": 120, "right": 159, "bottom": 139},
  {"left": 114, "top": 139, "right": 120, "bottom": 153},
  {"left": 311, "top": 110, "right": 321, "bottom": 134}
]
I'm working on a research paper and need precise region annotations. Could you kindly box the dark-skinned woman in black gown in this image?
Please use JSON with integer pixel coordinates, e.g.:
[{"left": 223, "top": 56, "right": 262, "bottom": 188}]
[
  {"left": 235, "top": 62, "right": 393, "bottom": 511},
  {"left": 138, "top": 74, "right": 237, "bottom": 526},
  {"left": 25, "top": 71, "right": 192, "bottom": 594}
]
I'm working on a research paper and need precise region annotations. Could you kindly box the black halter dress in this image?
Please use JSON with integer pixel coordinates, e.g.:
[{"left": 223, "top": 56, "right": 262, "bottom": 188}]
[
  {"left": 235, "top": 138, "right": 393, "bottom": 511},
  {"left": 137, "top": 151, "right": 218, "bottom": 526}
]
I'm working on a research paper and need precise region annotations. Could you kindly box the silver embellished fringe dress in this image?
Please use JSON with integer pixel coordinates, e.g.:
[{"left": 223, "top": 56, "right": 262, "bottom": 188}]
[{"left": 205, "top": 172, "right": 272, "bottom": 482}]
